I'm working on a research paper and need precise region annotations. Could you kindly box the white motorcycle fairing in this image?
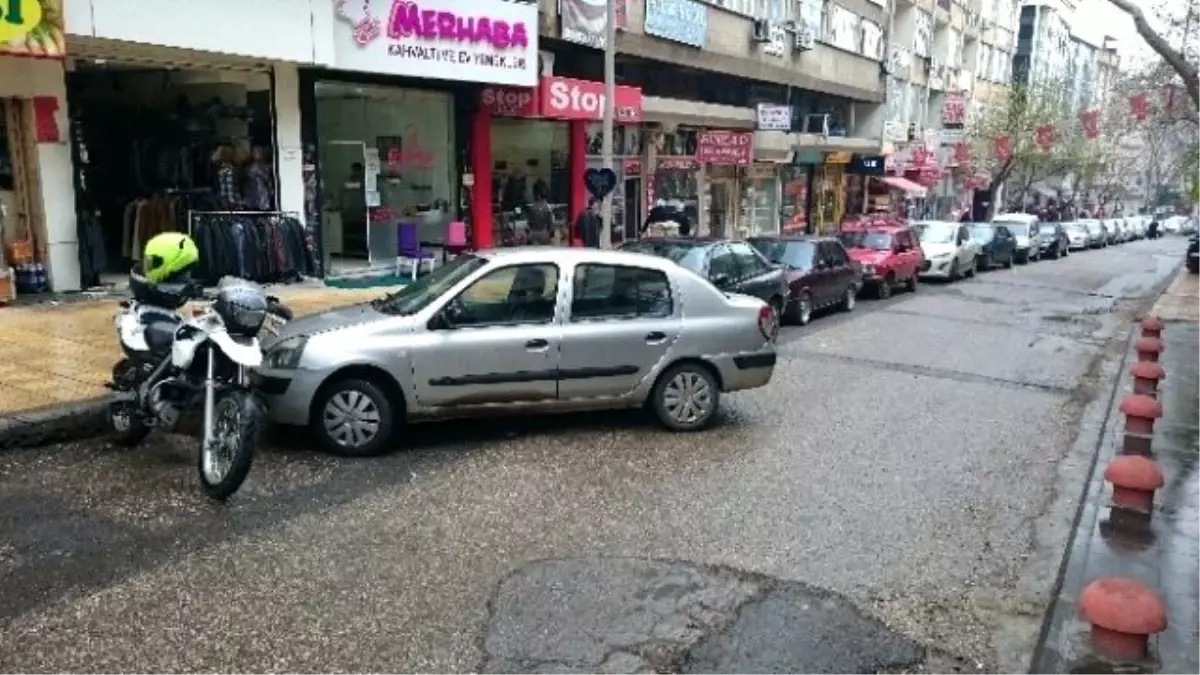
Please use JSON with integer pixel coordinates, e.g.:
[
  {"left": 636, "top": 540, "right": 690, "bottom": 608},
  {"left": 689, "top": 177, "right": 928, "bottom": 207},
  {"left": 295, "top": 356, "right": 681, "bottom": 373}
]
[{"left": 208, "top": 330, "right": 263, "bottom": 368}]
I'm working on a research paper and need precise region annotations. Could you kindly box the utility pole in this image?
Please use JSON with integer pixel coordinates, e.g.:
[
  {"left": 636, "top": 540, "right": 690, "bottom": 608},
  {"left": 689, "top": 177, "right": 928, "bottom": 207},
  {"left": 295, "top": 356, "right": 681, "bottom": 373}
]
[{"left": 599, "top": 0, "right": 616, "bottom": 247}]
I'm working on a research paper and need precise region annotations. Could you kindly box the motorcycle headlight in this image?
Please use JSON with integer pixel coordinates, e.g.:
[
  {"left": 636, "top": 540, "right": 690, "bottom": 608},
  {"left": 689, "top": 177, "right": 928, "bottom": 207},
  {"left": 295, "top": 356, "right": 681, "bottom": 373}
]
[{"left": 264, "top": 336, "right": 307, "bottom": 370}]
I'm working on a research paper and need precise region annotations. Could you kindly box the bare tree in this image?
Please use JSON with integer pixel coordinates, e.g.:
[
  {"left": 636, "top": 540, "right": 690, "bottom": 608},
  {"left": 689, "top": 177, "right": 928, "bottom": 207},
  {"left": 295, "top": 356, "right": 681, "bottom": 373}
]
[{"left": 1106, "top": 0, "right": 1199, "bottom": 107}]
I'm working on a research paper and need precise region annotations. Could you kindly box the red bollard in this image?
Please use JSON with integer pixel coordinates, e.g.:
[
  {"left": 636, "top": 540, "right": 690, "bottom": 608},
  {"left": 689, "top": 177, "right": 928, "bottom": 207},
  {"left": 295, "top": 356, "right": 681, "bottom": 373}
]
[
  {"left": 1104, "top": 455, "right": 1165, "bottom": 514},
  {"left": 1130, "top": 361, "right": 1166, "bottom": 398},
  {"left": 1139, "top": 315, "right": 1164, "bottom": 339},
  {"left": 1078, "top": 577, "right": 1167, "bottom": 663},
  {"left": 1120, "top": 394, "right": 1163, "bottom": 436},
  {"left": 1134, "top": 337, "right": 1165, "bottom": 363}
]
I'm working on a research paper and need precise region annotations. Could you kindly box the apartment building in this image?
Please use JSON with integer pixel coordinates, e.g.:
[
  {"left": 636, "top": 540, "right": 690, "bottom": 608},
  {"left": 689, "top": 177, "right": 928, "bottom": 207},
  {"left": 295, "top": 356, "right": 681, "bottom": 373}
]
[{"left": 870, "top": 0, "right": 1022, "bottom": 217}]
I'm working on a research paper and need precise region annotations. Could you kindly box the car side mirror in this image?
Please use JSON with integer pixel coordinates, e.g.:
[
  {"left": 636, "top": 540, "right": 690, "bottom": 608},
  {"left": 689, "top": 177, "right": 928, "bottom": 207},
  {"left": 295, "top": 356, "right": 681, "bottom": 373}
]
[
  {"left": 432, "top": 299, "right": 467, "bottom": 329},
  {"left": 711, "top": 272, "right": 733, "bottom": 288}
]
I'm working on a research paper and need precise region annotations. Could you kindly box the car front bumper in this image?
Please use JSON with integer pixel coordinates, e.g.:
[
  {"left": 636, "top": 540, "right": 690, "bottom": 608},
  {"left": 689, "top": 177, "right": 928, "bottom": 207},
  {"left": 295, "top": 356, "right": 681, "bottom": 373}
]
[
  {"left": 253, "top": 366, "right": 329, "bottom": 426},
  {"left": 919, "top": 257, "right": 955, "bottom": 278}
]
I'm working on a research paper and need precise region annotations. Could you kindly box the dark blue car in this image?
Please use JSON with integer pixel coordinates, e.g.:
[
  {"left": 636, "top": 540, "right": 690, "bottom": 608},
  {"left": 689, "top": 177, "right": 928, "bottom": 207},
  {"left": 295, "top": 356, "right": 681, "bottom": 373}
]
[{"left": 969, "top": 223, "right": 1017, "bottom": 270}]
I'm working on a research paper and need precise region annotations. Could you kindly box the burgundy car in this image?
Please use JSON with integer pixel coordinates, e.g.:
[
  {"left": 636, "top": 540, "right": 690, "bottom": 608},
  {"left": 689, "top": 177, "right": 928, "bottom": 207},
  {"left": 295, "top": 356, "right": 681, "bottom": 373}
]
[{"left": 748, "top": 236, "right": 862, "bottom": 326}]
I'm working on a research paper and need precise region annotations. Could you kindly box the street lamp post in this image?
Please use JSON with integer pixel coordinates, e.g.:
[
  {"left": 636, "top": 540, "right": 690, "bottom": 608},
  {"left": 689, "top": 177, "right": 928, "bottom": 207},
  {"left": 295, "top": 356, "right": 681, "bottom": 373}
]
[{"left": 599, "top": 0, "right": 617, "bottom": 247}]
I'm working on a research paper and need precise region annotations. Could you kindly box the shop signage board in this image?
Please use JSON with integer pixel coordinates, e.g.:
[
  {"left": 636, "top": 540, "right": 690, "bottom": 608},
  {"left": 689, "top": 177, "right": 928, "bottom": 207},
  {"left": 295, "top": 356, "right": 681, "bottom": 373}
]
[
  {"left": 755, "top": 103, "right": 792, "bottom": 131},
  {"left": 644, "top": 0, "right": 707, "bottom": 48},
  {"left": 941, "top": 93, "right": 965, "bottom": 126},
  {"left": 480, "top": 76, "right": 643, "bottom": 122},
  {"left": 333, "top": 0, "right": 539, "bottom": 87},
  {"left": 696, "top": 130, "right": 753, "bottom": 165},
  {"left": 824, "top": 151, "right": 853, "bottom": 164},
  {"left": 1, "top": 0, "right": 66, "bottom": 58},
  {"left": 559, "top": 0, "right": 626, "bottom": 50}
]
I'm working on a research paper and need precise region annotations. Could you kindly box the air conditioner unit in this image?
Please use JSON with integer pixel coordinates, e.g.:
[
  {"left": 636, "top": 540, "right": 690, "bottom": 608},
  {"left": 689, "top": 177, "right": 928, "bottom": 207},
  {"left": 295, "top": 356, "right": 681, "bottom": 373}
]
[
  {"left": 752, "top": 19, "right": 772, "bottom": 43},
  {"left": 794, "top": 26, "right": 815, "bottom": 50}
]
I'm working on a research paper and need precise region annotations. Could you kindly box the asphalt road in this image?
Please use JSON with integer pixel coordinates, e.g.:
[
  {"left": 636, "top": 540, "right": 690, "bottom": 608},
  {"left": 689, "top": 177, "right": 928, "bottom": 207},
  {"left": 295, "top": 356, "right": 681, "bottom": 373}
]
[{"left": 0, "top": 237, "right": 1187, "bottom": 673}]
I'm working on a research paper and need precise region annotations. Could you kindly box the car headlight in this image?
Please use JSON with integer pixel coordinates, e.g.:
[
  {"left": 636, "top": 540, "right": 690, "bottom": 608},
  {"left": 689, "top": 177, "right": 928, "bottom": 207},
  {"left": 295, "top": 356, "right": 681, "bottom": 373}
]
[
  {"left": 263, "top": 336, "right": 307, "bottom": 370},
  {"left": 933, "top": 252, "right": 953, "bottom": 260}
]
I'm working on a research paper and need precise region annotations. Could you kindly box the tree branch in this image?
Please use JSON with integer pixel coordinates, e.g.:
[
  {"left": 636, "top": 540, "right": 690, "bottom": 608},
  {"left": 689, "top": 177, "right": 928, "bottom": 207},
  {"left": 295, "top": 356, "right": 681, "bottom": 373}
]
[{"left": 1107, "top": 0, "right": 1200, "bottom": 108}]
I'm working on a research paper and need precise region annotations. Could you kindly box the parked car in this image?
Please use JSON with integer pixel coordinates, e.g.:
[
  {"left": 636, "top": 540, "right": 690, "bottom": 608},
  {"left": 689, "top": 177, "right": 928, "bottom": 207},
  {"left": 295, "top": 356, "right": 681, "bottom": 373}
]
[
  {"left": 913, "top": 220, "right": 981, "bottom": 280},
  {"left": 836, "top": 225, "right": 924, "bottom": 298},
  {"left": 992, "top": 213, "right": 1042, "bottom": 263},
  {"left": 1128, "top": 217, "right": 1147, "bottom": 239},
  {"left": 1063, "top": 221, "right": 1093, "bottom": 250},
  {"left": 1188, "top": 235, "right": 1199, "bottom": 274},
  {"left": 1038, "top": 222, "right": 1070, "bottom": 259},
  {"left": 1081, "top": 219, "right": 1108, "bottom": 248},
  {"left": 748, "top": 235, "right": 861, "bottom": 325},
  {"left": 619, "top": 238, "right": 789, "bottom": 316},
  {"left": 1104, "top": 219, "right": 1122, "bottom": 245},
  {"left": 256, "top": 248, "right": 779, "bottom": 456},
  {"left": 969, "top": 223, "right": 1018, "bottom": 269}
]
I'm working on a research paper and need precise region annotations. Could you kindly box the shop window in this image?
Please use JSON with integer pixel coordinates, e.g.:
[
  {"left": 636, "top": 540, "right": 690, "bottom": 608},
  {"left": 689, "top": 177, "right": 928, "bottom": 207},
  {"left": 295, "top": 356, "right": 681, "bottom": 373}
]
[
  {"left": 491, "top": 118, "right": 569, "bottom": 247},
  {"left": 314, "top": 82, "right": 456, "bottom": 270},
  {"left": 571, "top": 264, "right": 672, "bottom": 320},
  {"left": 452, "top": 263, "right": 560, "bottom": 326}
]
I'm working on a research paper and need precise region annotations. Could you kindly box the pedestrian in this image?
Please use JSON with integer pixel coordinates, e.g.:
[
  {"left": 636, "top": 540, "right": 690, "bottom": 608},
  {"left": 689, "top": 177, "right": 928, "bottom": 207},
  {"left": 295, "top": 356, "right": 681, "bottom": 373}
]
[
  {"left": 574, "top": 199, "right": 603, "bottom": 248},
  {"left": 527, "top": 180, "right": 555, "bottom": 246}
]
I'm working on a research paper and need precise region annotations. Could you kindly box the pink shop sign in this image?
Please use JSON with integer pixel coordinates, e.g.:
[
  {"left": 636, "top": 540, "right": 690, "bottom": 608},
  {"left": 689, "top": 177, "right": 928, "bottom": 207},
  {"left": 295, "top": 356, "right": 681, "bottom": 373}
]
[{"left": 333, "top": 0, "right": 539, "bottom": 87}]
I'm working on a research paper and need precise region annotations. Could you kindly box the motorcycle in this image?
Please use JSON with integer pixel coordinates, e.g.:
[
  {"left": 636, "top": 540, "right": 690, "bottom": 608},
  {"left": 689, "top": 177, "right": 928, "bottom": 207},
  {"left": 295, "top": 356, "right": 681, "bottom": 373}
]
[{"left": 106, "top": 275, "right": 287, "bottom": 500}]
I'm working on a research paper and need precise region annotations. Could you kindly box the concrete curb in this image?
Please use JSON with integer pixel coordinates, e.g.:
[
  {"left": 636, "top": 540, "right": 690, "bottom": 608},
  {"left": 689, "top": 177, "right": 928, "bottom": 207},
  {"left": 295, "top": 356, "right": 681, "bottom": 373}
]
[{"left": 0, "top": 398, "right": 109, "bottom": 451}]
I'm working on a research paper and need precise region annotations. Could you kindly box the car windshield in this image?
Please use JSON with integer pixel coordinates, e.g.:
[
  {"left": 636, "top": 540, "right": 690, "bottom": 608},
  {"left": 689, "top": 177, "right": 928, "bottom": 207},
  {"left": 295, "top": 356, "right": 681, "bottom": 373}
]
[
  {"left": 372, "top": 254, "right": 488, "bottom": 315},
  {"left": 970, "top": 225, "right": 995, "bottom": 242},
  {"left": 838, "top": 230, "right": 893, "bottom": 250},
  {"left": 997, "top": 220, "right": 1030, "bottom": 235},
  {"left": 914, "top": 222, "right": 956, "bottom": 244},
  {"left": 749, "top": 239, "right": 814, "bottom": 269},
  {"left": 620, "top": 240, "right": 708, "bottom": 273}
]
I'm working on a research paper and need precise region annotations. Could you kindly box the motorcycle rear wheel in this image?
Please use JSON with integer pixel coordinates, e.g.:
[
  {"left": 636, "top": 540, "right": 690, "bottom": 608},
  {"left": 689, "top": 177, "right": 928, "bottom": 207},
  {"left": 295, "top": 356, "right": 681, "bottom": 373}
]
[
  {"left": 198, "top": 389, "right": 260, "bottom": 500},
  {"left": 108, "top": 359, "right": 151, "bottom": 447}
]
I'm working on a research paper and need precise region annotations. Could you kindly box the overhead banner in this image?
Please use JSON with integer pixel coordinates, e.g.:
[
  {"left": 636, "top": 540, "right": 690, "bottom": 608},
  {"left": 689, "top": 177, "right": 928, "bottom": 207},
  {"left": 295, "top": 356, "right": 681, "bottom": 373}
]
[
  {"left": 559, "top": 0, "right": 627, "bottom": 50},
  {"left": 0, "top": 0, "right": 66, "bottom": 58}
]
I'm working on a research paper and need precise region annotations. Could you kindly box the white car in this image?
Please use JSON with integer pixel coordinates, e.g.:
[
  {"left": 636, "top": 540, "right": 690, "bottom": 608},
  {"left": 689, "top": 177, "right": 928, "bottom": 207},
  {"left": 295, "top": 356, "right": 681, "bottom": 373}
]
[
  {"left": 1063, "top": 221, "right": 1092, "bottom": 250},
  {"left": 914, "top": 221, "right": 982, "bottom": 280}
]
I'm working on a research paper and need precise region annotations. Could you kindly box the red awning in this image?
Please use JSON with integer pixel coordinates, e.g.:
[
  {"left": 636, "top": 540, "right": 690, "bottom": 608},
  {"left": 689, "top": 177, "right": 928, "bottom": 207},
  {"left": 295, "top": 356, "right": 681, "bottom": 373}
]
[{"left": 880, "top": 176, "right": 929, "bottom": 197}]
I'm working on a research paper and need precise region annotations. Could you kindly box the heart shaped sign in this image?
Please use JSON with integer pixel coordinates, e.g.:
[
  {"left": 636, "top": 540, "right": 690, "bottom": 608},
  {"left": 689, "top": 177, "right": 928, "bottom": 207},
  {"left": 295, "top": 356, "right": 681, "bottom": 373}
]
[{"left": 584, "top": 168, "right": 618, "bottom": 200}]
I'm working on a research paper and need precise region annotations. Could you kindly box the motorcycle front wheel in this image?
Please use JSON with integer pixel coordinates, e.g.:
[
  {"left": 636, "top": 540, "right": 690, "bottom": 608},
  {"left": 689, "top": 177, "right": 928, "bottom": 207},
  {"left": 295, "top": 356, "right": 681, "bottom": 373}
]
[{"left": 198, "top": 389, "right": 260, "bottom": 500}]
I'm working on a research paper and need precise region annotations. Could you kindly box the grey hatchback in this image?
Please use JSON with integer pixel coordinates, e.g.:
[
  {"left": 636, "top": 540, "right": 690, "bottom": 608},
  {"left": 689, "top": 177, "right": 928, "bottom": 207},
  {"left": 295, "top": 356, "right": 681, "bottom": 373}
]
[{"left": 256, "top": 247, "right": 778, "bottom": 456}]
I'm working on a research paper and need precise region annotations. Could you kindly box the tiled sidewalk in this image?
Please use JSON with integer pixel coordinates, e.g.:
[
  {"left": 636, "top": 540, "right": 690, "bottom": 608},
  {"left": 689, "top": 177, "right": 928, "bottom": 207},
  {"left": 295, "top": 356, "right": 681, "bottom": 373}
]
[{"left": 0, "top": 285, "right": 396, "bottom": 417}]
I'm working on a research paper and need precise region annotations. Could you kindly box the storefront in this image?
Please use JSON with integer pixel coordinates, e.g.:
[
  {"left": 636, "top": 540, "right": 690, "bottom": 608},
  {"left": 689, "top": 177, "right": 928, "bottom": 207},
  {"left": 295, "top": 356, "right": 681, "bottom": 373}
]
[
  {"left": 478, "top": 75, "right": 644, "bottom": 248},
  {"left": 298, "top": 0, "right": 540, "bottom": 274},
  {"left": 0, "top": 1, "right": 72, "bottom": 296},
  {"left": 811, "top": 152, "right": 850, "bottom": 233}
]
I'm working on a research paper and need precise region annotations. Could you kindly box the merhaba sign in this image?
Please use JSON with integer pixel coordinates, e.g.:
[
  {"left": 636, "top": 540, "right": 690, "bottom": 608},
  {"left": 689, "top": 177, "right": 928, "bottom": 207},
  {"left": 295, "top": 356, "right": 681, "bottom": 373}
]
[{"left": 0, "top": 0, "right": 66, "bottom": 58}]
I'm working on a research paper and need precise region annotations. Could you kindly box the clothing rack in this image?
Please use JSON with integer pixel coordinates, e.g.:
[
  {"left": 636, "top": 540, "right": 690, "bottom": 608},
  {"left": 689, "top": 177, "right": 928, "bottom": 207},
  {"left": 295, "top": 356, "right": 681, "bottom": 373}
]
[
  {"left": 187, "top": 210, "right": 301, "bottom": 235},
  {"left": 187, "top": 210, "right": 314, "bottom": 284}
]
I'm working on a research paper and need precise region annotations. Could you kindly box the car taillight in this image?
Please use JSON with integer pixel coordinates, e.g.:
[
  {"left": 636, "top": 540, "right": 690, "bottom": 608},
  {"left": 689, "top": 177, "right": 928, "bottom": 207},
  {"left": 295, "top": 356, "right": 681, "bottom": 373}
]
[{"left": 758, "top": 304, "right": 777, "bottom": 341}]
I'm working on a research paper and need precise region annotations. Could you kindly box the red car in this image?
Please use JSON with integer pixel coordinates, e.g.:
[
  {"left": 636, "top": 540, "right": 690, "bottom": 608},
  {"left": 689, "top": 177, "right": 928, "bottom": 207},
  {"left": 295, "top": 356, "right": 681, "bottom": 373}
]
[{"left": 836, "top": 225, "right": 924, "bottom": 299}]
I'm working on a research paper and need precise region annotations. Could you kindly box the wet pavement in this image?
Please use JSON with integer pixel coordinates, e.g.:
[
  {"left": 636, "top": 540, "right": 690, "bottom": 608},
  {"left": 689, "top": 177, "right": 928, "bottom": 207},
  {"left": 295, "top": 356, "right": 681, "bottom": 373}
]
[
  {"left": 1031, "top": 276, "right": 1199, "bottom": 674},
  {"left": 0, "top": 238, "right": 1188, "bottom": 673}
]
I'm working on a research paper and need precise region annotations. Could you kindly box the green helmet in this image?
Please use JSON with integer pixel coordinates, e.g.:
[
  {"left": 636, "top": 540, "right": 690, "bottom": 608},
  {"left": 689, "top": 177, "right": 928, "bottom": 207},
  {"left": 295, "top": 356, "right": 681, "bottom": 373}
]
[{"left": 142, "top": 232, "right": 200, "bottom": 283}]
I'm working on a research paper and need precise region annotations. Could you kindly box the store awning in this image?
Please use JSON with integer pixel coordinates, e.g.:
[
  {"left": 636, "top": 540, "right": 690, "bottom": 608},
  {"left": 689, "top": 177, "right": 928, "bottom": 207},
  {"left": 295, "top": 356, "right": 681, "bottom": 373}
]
[
  {"left": 793, "top": 133, "right": 883, "bottom": 154},
  {"left": 642, "top": 96, "right": 756, "bottom": 129},
  {"left": 881, "top": 176, "right": 929, "bottom": 197}
]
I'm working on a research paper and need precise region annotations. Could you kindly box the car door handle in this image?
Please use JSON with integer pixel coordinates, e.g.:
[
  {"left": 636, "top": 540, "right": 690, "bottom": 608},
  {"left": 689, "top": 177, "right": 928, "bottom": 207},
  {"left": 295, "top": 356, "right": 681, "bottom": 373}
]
[
  {"left": 525, "top": 339, "right": 549, "bottom": 350},
  {"left": 645, "top": 331, "right": 668, "bottom": 344}
]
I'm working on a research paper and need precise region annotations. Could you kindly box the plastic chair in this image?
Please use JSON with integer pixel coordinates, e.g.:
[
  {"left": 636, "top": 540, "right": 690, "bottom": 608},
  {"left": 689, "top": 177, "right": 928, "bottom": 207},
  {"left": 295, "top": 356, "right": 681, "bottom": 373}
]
[
  {"left": 396, "top": 222, "right": 436, "bottom": 280},
  {"left": 443, "top": 220, "right": 469, "bottom": 261}
]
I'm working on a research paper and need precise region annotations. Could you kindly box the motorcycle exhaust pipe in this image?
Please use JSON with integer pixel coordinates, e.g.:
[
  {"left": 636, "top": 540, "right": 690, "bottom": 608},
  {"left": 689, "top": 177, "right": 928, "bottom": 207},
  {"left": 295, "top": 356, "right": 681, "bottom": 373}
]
[{"left": 202, "top": 346, "right": 215, "bottom": 452}]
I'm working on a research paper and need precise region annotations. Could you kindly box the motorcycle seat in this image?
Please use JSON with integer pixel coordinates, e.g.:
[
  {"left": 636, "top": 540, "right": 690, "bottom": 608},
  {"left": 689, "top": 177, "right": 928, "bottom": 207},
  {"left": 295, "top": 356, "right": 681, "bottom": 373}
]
[{"left": 144, "top": 321, "right": 178, "bottom": 354}]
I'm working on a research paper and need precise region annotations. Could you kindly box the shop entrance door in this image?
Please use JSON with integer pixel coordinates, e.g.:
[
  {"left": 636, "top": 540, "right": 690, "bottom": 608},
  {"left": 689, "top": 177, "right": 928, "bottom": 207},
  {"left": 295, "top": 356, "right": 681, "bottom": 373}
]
[
  {"left": 708, "top": 179, "right": 735, "bottom": 239},
  {"left": 322, "top": 140, "right": 369, "bottom": 270}
]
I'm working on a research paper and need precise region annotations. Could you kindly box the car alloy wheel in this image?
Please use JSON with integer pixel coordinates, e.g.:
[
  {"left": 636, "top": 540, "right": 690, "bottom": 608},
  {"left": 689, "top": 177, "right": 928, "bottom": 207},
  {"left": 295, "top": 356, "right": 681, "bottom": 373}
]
[{"left": 324, "top": 389, "right": 382, "bottom": 449}]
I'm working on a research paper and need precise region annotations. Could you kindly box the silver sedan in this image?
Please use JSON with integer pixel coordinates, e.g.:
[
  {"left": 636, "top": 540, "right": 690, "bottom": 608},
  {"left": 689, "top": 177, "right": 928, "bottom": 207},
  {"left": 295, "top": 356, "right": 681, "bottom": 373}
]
[{"left": 255, "top": 247, "right": 778, "bottom": 456}]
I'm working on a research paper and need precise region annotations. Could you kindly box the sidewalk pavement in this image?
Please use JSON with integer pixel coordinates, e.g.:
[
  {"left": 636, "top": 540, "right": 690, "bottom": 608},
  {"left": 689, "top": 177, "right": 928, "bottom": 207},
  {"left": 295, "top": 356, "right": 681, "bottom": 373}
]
[
  {"left": 1031, "top": 268, "right": 1199, "bottom": 673},
  {"left": 0, "top": 284, "right": 398, "bottom": 448}
]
